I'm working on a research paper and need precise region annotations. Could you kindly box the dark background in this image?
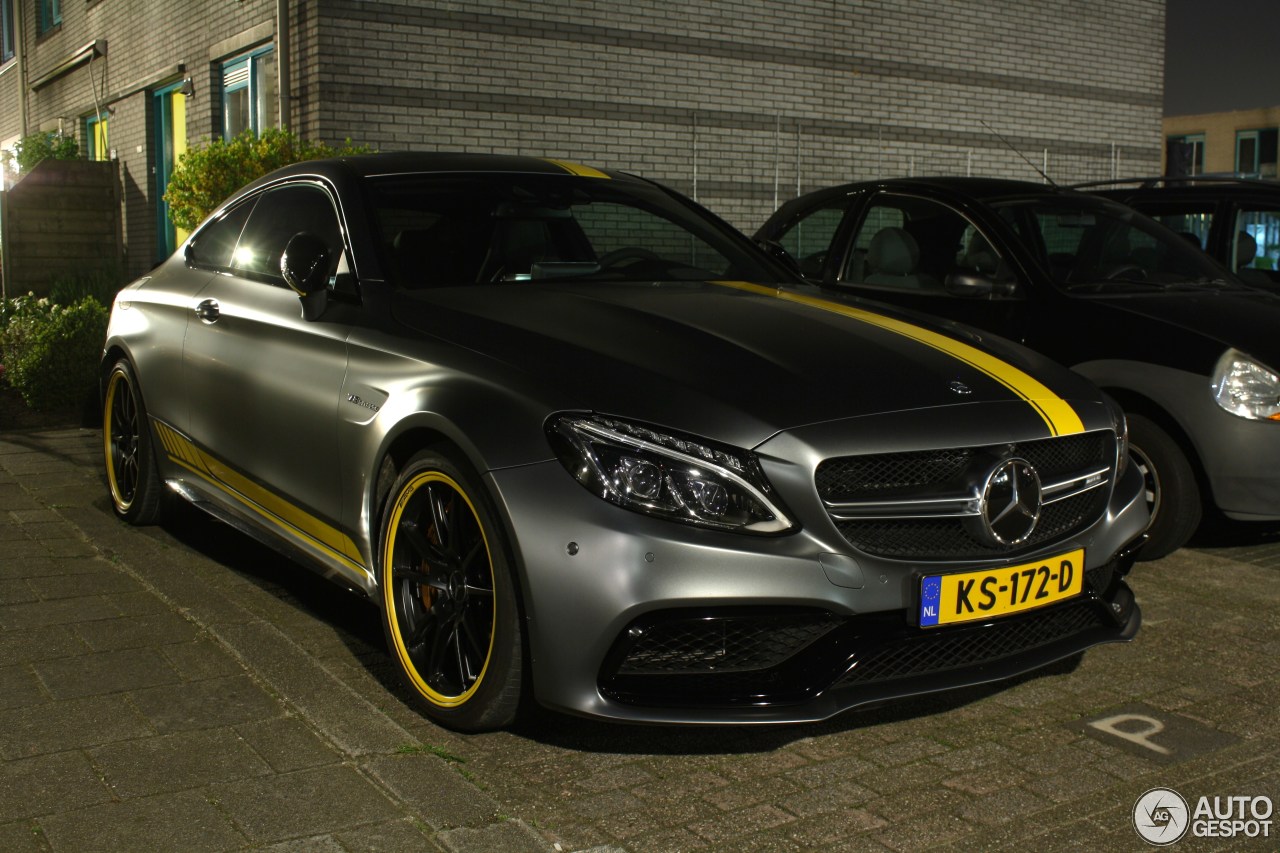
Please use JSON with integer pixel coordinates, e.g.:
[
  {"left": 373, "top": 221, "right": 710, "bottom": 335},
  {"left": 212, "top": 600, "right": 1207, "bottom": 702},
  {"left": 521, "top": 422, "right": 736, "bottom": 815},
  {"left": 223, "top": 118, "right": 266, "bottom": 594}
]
[{"left": 1165, "top": 0, "right": 1280, "bottom": 115}]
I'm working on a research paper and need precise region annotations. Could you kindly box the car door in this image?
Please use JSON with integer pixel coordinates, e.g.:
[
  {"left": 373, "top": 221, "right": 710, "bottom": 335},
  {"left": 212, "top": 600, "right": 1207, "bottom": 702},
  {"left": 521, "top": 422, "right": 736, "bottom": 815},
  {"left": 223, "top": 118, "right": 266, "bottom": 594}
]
[
  {"left": 784, "top": 191, "right": 1031, "bottom": 342},
  {"left": 181, "top": 181, "right": 351, "bottom": 538}
]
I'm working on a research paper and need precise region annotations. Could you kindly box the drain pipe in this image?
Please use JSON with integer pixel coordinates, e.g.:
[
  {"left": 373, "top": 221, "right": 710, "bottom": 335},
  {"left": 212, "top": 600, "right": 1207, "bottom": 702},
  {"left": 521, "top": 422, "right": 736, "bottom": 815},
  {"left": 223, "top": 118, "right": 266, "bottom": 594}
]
[{"left": 276, "top": 0, "right": 290, "bottom": 129}]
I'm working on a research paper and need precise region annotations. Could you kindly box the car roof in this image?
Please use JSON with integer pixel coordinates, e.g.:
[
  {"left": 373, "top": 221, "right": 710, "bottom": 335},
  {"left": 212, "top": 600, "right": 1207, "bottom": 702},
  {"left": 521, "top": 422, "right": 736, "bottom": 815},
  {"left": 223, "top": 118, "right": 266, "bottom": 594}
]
[
  {"left": 260, "top": 152, "right": 641, "bottom": 183},
  {"left": 777, "top": 176, "right": 1094, "bottom": 215},
  {"left": 1075, "top": 175, "right": 1280, "bottom": 197}
]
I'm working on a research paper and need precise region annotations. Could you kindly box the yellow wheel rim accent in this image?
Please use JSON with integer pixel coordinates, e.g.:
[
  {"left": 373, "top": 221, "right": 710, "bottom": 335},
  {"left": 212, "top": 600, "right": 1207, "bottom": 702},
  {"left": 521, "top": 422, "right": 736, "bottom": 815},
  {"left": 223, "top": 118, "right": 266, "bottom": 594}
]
[{"left": 382, "top": 470, "right": 496, "bottom": 708}]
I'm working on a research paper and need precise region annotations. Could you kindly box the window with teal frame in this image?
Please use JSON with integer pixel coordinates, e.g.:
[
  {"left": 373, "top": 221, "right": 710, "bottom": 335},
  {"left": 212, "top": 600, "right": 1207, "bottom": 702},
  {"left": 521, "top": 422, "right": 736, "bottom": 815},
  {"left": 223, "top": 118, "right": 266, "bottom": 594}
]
[
  {"left": 1, "top": 0, "right": 15, "bottom": 62},
  {"left": 36, "top": 0, "right": 61, "bottom": 36},
  {"left": 222, "top": 45, "right": 278, "bottom": 139}
]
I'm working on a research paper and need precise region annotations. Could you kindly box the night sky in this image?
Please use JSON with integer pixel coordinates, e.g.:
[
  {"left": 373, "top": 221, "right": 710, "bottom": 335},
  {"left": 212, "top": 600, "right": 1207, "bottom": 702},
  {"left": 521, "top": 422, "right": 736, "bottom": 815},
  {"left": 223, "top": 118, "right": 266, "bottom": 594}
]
[{"left": 1164, "top": 0, "right": 1280, "bottom": 116}]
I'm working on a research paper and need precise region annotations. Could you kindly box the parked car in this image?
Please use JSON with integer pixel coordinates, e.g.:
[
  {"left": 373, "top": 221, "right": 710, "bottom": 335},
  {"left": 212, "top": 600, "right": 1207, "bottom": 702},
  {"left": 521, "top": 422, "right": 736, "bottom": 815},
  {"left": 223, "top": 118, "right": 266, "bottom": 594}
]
[
  {"left": 756, "top": 176, "right": 1280, "bottom": 560},
  {"left": 1082, "top": 175, "right": 1280, "bottom": 289},
  {"left": 102, "top": 155, "right": 1146, "bottom": 730}
]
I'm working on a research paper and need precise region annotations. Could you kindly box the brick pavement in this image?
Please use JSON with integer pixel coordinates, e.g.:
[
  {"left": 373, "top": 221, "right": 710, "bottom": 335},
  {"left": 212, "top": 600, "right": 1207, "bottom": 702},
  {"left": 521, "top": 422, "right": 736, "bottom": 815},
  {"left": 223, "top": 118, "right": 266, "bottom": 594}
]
[{"left": 2, "top": 427, "right": 1277, "bottom": 852}]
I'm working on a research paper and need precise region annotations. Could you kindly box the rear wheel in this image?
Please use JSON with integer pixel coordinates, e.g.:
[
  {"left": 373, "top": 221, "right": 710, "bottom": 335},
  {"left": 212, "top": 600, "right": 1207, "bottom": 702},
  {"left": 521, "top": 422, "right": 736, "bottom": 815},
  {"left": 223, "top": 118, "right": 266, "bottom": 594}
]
[
  {"left": 103, "top": 359, "right": 166, "bottom": 525},
  {"left": 1127, "top": 413, "right": 1201, "bottom": 561},
  {"left": 378, "top": 449, "right": 522, "bottom": 731}
]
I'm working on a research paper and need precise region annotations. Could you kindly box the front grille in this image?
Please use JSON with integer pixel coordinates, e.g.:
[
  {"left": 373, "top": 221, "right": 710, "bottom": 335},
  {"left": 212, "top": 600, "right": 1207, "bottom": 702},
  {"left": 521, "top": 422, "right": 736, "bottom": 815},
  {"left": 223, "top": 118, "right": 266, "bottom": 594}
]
[
  {"left": 817, "top": 431, "right": 1113, "bottom": 560},
  {"left": 835, "top": 600, "right": 1106, "bottom": 686},
  {"left": 613, "top": 612, "right": 842, "bottom": 675}
]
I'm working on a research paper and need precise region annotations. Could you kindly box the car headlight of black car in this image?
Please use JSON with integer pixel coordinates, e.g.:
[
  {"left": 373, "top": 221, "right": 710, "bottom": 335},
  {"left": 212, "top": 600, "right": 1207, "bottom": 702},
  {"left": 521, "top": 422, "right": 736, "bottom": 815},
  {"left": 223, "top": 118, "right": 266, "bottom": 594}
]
[
  {"left": 548, "top": 414, "right": 795, "bottom": 534},
  {"left": 1212, "top": 348, "right": 1280, "bottom": 421}
]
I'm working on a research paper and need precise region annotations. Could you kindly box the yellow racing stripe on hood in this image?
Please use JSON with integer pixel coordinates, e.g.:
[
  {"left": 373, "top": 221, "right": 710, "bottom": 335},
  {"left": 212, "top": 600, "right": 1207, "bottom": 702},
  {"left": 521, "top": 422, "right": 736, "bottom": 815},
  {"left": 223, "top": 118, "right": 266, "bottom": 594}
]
[
  {"left": 711, "top": 281, "right": 1085, "bottom": 436},
  {"left": 544, "top": 158, "right": 611, "bottom": 179}
]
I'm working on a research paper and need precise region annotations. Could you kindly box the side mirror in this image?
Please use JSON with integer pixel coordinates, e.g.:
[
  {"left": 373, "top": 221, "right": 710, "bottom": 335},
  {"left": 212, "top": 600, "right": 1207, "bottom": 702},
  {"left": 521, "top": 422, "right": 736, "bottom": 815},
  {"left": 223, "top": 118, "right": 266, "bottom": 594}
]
[
  {"left": 754, "top": 238, "right": 802, "bottom": 277},
  {"left": 280, "top": 232, "right": 331, "bottom": 296},
  {"left": 944, "top": 271, "right": 995, "bottom": 297}
]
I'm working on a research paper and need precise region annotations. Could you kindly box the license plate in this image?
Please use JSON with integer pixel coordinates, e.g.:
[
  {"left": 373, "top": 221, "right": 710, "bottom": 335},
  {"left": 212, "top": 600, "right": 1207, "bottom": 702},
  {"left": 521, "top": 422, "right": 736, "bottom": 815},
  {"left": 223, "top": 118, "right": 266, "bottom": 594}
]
[{"left": 919, "top": 549, "right": 1084, "bottom": 628}]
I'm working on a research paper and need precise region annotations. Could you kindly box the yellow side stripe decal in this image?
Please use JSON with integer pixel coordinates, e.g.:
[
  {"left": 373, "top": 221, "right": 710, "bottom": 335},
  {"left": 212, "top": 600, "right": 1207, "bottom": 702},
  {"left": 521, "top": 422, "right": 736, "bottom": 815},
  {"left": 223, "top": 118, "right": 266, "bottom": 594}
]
[
  {"left": 710, "top": 281, "right": 1085, "bottom": 437},
  {"left": 544, "top": 158, "right": 611, "bottom": 179},
  {"left": 152, "top": 421, "right": 369, "bottom": 580}
]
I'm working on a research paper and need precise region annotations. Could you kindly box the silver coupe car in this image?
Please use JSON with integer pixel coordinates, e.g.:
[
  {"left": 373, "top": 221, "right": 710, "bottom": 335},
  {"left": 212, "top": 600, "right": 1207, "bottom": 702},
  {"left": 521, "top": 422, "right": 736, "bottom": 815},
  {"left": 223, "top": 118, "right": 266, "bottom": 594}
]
[{"left": 102, "top": 154, "right": 1148, "bottom": 730}]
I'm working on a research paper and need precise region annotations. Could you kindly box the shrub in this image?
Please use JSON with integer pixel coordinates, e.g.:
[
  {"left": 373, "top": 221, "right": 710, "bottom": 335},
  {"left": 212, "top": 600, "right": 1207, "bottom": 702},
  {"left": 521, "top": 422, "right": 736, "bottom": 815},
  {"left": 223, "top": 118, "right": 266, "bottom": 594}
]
[
  {"left": 48, "top": 266, "right": 124, "bottom": 308},
  {"left": 164, "top": 128, "right": 373, "bottom": 232},
  {"left": 2, "top": 131, "right": 80, "bottom": 176},
  {"left": 0, "top": 294, "right": 108, "bottom": 412}
]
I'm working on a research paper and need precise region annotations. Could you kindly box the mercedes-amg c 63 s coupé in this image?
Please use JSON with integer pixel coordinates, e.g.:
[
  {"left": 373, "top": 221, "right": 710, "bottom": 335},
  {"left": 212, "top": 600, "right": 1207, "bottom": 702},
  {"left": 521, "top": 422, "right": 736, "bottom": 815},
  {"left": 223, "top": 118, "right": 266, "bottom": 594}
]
[{"left": 102, "top": 154, "right": 1147, "bottom": 730}]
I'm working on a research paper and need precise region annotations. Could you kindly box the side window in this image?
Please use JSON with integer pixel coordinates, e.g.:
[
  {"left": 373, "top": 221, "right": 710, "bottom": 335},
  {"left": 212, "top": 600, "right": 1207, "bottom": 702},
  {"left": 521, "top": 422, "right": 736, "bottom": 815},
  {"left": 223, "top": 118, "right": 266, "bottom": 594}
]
[
  {"left": 775, "top": 205, "right": 845, "bottom": 277},
  {"left": 1125, "top": 200, "right": 1214, "bottom": 252},
  {"left": 187, "top": 199, "right": 256, "bottom": 270},
  {"left": 1235, "top": 206, "right": 1280, "bottom": 281},
  {"left": 233, "top": 184, "right": 343, "bottom": 284},
  {"left": 842, "top": 196, "right": 1009, "bottom": 294}
]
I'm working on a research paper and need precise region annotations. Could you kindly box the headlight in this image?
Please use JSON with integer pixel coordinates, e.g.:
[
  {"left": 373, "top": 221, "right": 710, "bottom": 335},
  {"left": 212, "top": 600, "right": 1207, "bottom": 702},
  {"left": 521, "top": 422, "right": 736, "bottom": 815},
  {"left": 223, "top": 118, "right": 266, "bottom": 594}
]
[
  {"left": 1211, "top": 349, "right": 1280, "bottom": 421},
  {"left": 1104, "top": 393, "right": 1129, "bottom": 476},
  {"left": 548, "top": 414, "right": 795, "bottom": 534}
]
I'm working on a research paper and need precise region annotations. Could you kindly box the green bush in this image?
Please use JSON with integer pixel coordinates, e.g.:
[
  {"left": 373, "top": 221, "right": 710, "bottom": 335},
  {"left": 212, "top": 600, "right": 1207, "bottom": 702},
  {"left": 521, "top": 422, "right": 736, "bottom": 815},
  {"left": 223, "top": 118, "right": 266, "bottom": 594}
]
[
  {"left": 164, "top": 128, "right": 373, "bottom": 232},
  {"left": 2, "top": 131, "right": 80, "bottom": 176},
  {"left": 0, "top": 294, "right": 108, "bottom": 412},
  {"left": 48, "top": 266, "right": 123, "bottom": 308}
]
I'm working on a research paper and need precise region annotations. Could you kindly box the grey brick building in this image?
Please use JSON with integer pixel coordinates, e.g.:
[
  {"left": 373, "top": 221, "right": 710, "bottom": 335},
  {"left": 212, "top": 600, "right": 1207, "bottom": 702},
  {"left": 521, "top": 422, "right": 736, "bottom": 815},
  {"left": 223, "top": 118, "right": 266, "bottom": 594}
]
[{"left": 1, "top": 0, "right": 1165, "bottom": 280}]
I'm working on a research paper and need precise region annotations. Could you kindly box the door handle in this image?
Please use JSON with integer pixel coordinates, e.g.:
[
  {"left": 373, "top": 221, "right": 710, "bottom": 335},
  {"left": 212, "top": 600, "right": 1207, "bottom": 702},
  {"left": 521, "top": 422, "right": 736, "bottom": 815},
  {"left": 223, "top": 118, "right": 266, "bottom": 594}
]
[{"left": 195, "top": 298, "right": 220, "bottom": 323}]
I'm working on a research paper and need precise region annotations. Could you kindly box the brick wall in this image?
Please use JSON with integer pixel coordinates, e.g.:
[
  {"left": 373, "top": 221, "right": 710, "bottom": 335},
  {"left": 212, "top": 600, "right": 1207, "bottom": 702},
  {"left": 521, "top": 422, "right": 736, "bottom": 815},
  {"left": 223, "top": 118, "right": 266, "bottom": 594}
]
[
  {"left": 316, "top": 0, "right": 1165, "bottom": 230},
  {"left": 3, "top": 0, "right": 1165, "bottom": 275},
  {"left": 1164, "top": 107, "right": 1280, "bottom": 175}
]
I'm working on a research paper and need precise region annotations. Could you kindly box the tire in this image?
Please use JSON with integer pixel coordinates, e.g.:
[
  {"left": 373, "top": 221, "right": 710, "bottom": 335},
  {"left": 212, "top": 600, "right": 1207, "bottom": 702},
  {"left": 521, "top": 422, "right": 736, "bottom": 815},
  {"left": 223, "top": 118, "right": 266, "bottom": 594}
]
[
  {"left": 103, "top": 359, "right": 167, "bottom": 525},
  {"left": 1127, "top": 413, "right": 1201, "bottom": 561},
  {"left": 378, "top": 449, "right": 523, "bottom": 731}
]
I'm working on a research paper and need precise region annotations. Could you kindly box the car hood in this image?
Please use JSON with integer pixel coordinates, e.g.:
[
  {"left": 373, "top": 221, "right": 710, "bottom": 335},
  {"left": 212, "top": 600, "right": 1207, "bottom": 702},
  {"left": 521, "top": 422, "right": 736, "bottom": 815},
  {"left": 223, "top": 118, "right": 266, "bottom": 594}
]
[
  {"left": 391, "top": 280, "right": 1105, "bottom": 448},
  {"left": 1067, "top": 287, "right": 1280, "bottom": 371}
]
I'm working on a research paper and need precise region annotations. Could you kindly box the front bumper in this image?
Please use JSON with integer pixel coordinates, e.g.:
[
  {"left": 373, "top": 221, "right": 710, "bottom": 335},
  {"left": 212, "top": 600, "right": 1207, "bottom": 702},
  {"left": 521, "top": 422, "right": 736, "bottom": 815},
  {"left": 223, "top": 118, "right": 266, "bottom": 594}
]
[{"left": 487, "top": 453, "right": 1147, "bottom": 725}]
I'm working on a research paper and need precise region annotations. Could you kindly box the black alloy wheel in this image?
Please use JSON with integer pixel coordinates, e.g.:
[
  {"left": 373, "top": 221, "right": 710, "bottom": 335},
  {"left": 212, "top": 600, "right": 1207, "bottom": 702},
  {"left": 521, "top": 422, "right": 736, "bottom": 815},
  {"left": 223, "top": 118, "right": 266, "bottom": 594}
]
[
  {"left": 103, "top": 359, "right": 166, "bottom": 525},
  {"left": 379, "top": 449, "right": 522, "bottom": 731}
]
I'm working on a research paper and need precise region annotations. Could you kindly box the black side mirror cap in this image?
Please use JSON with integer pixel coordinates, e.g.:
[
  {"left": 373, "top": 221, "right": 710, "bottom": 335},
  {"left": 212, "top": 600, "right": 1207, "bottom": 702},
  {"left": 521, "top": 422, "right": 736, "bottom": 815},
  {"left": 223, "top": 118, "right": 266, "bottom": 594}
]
[
  {"left": 280, "top": 232, "right": 331, "bottom": 296},
  {"left": 945, "top": 271, "right": 996, "bottom": 297}
]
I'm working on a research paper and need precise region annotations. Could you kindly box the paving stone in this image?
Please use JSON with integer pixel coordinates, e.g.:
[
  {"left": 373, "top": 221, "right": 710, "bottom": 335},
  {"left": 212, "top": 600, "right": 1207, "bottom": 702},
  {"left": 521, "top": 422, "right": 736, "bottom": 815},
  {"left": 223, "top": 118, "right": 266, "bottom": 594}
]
[
  {"left": 207, "top": 765, "right": 404, "bottom": 844},
  {"left": 34, "top": 647, "right": 181, "bottom": 699},
  {"left": 38, "top": 789, "right": 245, "bottom": 853},
  {"left": 0, "top": 751, "right": 112, "bottom": 821},
  {"left": 0, "top": 695, "right": 154, "bottom": 759},
  {"left": 128, "top": 673, "right": 283, "bottom": 733},
  {"left": 90, "top": 727, "right": 272, "bottom": 798}
]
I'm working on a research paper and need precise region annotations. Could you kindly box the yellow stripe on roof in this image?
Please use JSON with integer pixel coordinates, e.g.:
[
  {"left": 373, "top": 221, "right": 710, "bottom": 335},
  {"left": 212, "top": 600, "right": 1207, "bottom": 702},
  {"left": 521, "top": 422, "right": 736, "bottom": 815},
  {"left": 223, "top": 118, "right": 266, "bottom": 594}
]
[
  {"left": 544, "top": 158, "right": 611, "bottom": 179},
  {"left": 711, "top": 280, "right": 1085, "bottom": 437}
]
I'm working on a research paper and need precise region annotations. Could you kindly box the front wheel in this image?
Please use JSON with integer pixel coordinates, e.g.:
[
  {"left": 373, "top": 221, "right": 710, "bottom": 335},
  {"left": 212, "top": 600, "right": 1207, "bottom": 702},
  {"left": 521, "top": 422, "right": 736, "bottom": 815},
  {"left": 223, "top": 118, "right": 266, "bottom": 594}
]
[
  {"left": 103, "top": 359, "right": 166, "bottom": 525},
  {"left": 1127, "top": 413, "right": 1201, "bottom": 561},
  {"left": 378, "top": 449, "right": 523, "bottom": 731}
]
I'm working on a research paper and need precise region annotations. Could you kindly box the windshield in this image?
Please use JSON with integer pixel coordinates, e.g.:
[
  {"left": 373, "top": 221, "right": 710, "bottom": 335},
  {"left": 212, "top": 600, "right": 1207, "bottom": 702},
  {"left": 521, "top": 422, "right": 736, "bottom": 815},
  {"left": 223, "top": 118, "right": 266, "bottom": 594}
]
[
  {"left": 991, "top": 196, "right": 1238, "bottom": 292},
  {"left": 367, "top": 173, "right": 785, "bottom": 288}
]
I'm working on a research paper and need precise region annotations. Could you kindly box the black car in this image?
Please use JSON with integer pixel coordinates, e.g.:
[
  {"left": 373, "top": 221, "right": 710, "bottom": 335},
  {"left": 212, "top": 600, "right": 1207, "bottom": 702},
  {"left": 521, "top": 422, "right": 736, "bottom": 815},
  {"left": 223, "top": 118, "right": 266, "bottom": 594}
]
[
  {"left": 1083, "top": 175, "right": 1280, "bottom": 288},
  {"left": 757, "top": 177, "right": 1280, "bottom": 560}
]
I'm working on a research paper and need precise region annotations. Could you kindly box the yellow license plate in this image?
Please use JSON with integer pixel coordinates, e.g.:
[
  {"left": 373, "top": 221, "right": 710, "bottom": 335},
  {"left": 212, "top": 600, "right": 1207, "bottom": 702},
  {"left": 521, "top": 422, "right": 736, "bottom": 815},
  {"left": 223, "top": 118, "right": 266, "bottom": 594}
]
[{"left": 919, "top": 549, "right": 1084, "bottom": 628}]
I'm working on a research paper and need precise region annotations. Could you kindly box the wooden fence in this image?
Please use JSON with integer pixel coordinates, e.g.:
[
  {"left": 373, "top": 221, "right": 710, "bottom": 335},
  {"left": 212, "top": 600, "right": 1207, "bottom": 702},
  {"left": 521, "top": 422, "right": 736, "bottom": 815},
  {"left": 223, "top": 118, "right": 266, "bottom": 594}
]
[{"left": 0, "top": 159, "right": 123, "bottom": 299}]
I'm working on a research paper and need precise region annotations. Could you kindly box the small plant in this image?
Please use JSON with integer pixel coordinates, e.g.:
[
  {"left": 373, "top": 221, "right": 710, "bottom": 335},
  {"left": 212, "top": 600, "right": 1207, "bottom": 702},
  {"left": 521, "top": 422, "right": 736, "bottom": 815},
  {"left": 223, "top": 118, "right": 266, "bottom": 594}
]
[
  {"left": 164, "top": 128, "right": 373, "bottom": 232},
  {"left": 0, "top": 294, "right": 108, "bottom": 412},
  {"left": 3, "top": 131, "right": 79, "bottom": 176}
]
